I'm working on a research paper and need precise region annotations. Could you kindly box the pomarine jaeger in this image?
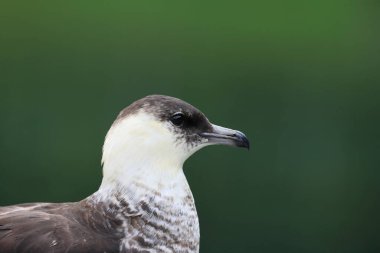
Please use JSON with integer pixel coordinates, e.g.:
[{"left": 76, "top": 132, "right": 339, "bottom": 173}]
[{"left": 0, "top": 95, "right": 249, "bottom": 253}]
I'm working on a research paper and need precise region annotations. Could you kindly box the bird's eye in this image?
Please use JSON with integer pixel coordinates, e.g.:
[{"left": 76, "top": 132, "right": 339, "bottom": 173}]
[{"left": 170, "top": 112, "right": 185, "bottom": 126}]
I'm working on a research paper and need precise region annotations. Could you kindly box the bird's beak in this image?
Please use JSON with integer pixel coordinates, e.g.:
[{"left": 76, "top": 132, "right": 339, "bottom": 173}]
[{"left": 199, "top": 124, "right": 250, "bottom": 149}]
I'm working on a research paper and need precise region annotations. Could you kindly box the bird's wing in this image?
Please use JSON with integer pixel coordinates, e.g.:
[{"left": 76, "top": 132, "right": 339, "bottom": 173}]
[{"left": 0, "top": 203, "right": 122, "bottom": 253}]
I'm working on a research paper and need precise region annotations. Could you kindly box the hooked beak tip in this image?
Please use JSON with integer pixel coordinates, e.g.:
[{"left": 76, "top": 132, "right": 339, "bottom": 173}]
[{"left": 234, "top": 131, "right": 250, "bottom": 150}]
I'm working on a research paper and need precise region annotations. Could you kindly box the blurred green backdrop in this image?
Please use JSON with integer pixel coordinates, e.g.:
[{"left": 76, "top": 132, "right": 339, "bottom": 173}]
[{"left": 1, "top": 1, "right": 379, "bottom": 252}]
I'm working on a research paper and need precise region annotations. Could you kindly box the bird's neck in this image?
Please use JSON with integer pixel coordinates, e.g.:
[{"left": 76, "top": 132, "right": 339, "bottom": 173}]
[
  {"left": 96, "top": 164, "right": 190, "bottom": 201},
  {"left": 90, "top": 156, "right": 193, "bottom": 216},
  {"left": 99, "top": 158, "right": 183, "bottom": 191}
]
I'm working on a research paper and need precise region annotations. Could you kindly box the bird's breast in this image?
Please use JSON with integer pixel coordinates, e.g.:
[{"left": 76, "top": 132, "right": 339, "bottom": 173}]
[{"left": 111, "top": 180, "right": 200, "bottom": 253}]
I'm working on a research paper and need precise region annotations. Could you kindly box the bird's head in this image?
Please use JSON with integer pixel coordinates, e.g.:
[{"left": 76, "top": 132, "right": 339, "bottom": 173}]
[{"left": 101, "top": 95, "right": 249, "bottom": 185}]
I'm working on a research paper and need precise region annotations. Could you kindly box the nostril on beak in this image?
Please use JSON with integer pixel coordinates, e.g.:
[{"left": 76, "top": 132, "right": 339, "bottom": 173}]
[{"left": 227, "top": 132, "right": 238, "bottom": 138}]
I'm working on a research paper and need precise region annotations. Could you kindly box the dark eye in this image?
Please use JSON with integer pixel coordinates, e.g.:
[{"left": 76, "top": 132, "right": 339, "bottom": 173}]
[{"left": 170, "top": 112, "right": 185, "bottom": 126}]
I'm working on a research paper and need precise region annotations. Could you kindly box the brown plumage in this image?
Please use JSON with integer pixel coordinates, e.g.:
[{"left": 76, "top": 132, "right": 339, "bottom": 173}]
[{"left": 0, "top": 201, "right": 122, "bottom": 253}]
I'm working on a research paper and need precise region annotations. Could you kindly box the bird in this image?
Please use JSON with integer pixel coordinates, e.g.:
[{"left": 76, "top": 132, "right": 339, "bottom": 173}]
[{"left": 0, "top": 95, "right": 249, "bottom": 253}]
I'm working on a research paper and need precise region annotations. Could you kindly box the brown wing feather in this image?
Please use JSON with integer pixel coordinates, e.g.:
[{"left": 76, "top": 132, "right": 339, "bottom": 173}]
[{"left": 0, "top": 202, "right": 123, "bottom": 253}]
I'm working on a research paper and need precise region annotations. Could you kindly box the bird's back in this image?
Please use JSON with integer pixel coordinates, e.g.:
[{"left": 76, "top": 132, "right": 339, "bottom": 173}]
[{"left": 0, "top": 201, "right": 122, "bottom": 253}]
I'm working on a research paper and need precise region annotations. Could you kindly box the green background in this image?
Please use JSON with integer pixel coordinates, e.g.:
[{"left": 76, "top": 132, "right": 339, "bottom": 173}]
[{"left": 1, "top": 1, "right": 379, "bottom": 252}]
